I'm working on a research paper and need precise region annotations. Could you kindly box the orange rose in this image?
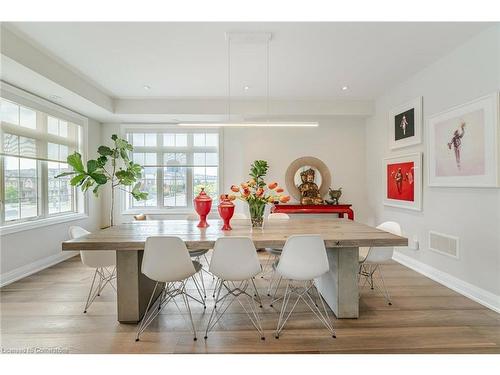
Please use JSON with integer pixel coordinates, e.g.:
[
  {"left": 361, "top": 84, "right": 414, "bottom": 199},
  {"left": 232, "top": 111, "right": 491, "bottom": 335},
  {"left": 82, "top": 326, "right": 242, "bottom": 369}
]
[
  {"left": 256, "top": 187, "right": 264, "bottom": 197},
  {"left": 268, "top": 182, "right": 278, "bottom": 190},
  {"left": 276, "top": 187, "right": 284, "bottom": 193},
  {"left": 241, "top": 182, "right": 249, "bottom": 189},
  {"left": 279, "top": 195, "right": 290, "bottom": 203},
  {"left": 230, "top": 185, "right": 240, "bottom": 192},
  {"left": 242, "top": 187, "right": 251, "bottom": 197},
  {"left": 248, "top": 179, "right": 256, "bottom": 186},
  {"left": 228, "top": 194, "right": 236, "bottom": 201}
]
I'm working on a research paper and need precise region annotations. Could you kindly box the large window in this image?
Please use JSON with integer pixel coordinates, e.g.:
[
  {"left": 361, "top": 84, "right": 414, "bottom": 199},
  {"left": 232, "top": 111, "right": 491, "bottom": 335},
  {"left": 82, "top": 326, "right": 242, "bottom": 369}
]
[
  {"left": 0, "top": 86, "right": 85, "bottom": 228},
  {"left": 124, "top": 128, "right": 220, "bottom": 211}
]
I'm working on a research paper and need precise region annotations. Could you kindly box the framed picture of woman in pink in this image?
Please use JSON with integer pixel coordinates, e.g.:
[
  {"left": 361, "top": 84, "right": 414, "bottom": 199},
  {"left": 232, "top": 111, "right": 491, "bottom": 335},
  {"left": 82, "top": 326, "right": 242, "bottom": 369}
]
[
  {"left": 428, "top": 93, "right": 499, "bottom": 187},
  {"left": 383, "top": 153, "right": 422, "bottom": 211}
]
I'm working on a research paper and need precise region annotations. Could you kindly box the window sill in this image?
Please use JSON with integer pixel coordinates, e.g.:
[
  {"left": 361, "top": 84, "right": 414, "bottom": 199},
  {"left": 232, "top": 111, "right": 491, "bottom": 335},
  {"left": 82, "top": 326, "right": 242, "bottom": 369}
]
[
  {"left": 0, "top": 213, "right": 88, "bottom": 236},
  {"left": 122, "top": 208, "right": 218, "bottom": 216}
]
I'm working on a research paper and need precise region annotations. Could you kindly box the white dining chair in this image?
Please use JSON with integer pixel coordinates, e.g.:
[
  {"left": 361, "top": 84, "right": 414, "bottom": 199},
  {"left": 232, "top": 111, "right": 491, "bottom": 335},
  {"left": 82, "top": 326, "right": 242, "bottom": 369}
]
[
  {"left": 261, "top": 213, "right": 290, "bottom": 297},
  {"left": 135, "top": 236, "right": 204, "bottom": 342},
  {"left": 204, "top": 237, "right": 265, "bottom": 340},
  {"left": 69, "top": 226, "right": 116, "bottom": 314},
  {"left": 274, "top": 235, "right": 336, "bottom": 339},
  {"left": 358, "top": 221, "right": 402, "bottom": 305}
]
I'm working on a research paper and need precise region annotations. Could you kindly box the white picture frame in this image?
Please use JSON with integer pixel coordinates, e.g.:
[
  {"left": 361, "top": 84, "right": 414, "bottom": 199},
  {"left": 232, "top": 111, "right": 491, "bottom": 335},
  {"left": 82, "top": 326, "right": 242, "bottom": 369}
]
[
  {"left": 428, "top": 92, "right": 500, "bottom": 187},
  {"left": 389, "top": 96, "right": 423, "bottom": 150},
  {"left": 383, "top": 152, "right": 422, "bottom": 211}
]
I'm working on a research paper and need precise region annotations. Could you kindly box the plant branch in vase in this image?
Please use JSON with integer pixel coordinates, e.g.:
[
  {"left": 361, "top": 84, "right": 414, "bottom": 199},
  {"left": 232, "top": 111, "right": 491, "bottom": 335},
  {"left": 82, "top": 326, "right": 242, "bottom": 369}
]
[
  {"left": 228, "top": 160, "right": 290, "bottom": 228},
  {"left": 56, "top": 134, "right": 148, "bottom": 227}
]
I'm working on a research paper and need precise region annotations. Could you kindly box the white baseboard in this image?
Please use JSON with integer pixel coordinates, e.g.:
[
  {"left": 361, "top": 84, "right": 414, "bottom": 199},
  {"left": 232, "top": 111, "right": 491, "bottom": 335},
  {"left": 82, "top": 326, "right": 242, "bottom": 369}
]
[
  {"left": 393, "top": 251, "right": 500, "bottom": 314},
  {"left": 0, "top": 251, "right": 78, "bottom": 287}
]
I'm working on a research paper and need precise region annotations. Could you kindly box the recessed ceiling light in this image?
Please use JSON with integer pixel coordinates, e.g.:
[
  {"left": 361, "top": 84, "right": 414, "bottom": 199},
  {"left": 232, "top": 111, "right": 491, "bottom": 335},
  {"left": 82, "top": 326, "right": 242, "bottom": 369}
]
[
  {"left": 143, "top": 85, "right": 151, "bottom": 90},
  {"left": 244, "top": 85, "right": 250, "bottom": 91},
  {"left": 341, "top": 86, "right": 349, "bottom": 91}
]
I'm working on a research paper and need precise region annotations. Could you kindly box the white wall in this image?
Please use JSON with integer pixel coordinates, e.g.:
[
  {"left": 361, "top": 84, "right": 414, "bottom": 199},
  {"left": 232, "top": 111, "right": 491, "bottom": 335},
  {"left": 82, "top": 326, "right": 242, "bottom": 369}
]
[
  {"left": 365, "top": 26, "right": 500, "bottom": 306},
  {"left": 223, "top": 117, "right": 369, "bottom": 221},
  {"left": 0, "top": 119, "right": 102, "bottom": 284},
  {"left": 101, "top": 116, "right": 369, "bottom": 224}
]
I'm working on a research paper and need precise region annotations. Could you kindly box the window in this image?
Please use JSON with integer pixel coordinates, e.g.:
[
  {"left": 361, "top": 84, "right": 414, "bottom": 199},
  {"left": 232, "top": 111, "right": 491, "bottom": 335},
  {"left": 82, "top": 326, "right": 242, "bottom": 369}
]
[
  {"left": 1, "top": 88, "right": 85, "bottom": 228},
  {"left": 124, "top": 128, "right": 221, "bottom": 211}
]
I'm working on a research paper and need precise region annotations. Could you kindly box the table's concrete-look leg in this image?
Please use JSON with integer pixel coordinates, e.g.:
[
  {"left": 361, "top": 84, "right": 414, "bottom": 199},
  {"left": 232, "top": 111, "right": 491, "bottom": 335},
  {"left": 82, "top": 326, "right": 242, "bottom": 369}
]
[
  {"left": 315, "top": 247, "right": 359, "bottom": 318},
  {"left": 116, "top": 250, "right": 163, "bottom": 323}
]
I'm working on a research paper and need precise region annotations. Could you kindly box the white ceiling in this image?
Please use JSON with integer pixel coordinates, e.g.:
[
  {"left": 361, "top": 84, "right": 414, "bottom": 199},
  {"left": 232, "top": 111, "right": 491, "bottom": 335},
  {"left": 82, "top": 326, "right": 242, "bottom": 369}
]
[{"left": 4, "top": 22, "right": 492, "bottom": 100}]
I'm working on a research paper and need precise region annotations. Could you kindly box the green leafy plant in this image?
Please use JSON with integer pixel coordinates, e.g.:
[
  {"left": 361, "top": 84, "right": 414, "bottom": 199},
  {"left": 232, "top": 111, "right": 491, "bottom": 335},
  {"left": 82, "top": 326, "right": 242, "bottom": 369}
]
[{"left": 57, "top": 134, "right": 148, "bottom": 226}]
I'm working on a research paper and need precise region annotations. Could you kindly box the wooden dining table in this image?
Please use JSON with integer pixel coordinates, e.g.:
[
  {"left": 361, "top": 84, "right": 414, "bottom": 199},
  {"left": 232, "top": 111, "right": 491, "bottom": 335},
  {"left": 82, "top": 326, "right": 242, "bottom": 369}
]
[{"left": 62, "top": 218, "right": 407, "bottom": 323}]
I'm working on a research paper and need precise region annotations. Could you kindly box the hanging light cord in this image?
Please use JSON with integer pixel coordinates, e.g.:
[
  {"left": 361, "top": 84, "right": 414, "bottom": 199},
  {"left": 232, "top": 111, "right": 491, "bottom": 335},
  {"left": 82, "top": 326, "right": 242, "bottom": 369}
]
[
  {"left": 227, "top": 36, "right": 231, "bottom": 122},
  {"left": 266, "top": 38, "right": 270, "bottom": 122}
]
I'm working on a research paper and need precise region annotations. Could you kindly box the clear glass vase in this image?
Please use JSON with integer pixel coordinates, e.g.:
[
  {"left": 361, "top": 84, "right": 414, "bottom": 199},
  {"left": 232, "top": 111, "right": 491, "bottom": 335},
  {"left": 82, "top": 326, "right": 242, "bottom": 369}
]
[{"left": 248, "top": 200, "right": 266, "bottom": 228}]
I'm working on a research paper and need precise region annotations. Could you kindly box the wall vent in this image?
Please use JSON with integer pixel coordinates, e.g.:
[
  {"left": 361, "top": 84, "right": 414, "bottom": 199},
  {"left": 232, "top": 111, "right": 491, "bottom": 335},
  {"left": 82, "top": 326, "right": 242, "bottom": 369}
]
[{"left": 429, "top": 231, "right": 459, "bottom": 259}]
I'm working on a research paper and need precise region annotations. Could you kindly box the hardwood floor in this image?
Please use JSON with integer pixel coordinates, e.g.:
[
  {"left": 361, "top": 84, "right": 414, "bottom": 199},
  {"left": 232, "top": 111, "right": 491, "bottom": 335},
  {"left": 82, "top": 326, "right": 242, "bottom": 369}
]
[{"left": 1, "top": 253, "right": 499, "bottom": 354}]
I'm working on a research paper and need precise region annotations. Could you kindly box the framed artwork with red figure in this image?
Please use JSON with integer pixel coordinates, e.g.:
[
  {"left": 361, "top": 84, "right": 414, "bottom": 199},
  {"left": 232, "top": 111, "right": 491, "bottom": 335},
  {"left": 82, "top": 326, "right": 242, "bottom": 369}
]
[{"left": 383, "top": 153, "right": 422, "bottom": 211}]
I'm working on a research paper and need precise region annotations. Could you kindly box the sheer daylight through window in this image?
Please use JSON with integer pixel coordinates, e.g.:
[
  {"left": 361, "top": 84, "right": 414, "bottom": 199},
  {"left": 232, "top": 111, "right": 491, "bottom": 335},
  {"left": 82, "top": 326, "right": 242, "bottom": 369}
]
[{"left": 124, "top": 129, "right": 220, "bottom": 210}]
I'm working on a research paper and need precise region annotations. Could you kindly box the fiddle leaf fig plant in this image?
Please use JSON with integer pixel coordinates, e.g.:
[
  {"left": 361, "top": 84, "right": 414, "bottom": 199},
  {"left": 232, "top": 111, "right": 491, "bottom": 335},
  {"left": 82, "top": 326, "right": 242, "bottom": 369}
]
[{"left": 57, "top": 134, "right": 148, "bottom": 226}]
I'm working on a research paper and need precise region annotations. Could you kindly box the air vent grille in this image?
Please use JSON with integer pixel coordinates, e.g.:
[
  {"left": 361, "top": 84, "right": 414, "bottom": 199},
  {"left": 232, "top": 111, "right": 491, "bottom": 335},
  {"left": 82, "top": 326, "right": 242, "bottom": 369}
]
[{"left": 429, "top": 231, "right": 459, "bottom": 258}]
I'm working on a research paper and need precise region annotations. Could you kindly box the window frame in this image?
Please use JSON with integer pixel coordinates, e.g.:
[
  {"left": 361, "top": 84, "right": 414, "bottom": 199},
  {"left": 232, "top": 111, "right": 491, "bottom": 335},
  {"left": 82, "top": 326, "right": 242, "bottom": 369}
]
[
  {"left": 121, "top": 124, "right": 223, "bottom": 214},
  {"left": 0, "top": 83, "right": 89, "bottom": 235}
]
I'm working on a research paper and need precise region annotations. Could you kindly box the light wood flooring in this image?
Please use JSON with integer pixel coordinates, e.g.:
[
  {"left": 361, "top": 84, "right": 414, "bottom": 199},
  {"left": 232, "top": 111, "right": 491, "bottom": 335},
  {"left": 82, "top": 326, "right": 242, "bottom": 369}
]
[{"left": 1, "top": 253, "right": 499, "bottom": 354}]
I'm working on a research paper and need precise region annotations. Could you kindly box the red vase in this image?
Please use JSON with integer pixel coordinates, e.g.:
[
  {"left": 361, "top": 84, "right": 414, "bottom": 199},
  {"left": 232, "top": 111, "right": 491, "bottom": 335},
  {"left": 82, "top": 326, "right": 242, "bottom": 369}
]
[
  {"left": 193, "top": 188, "right": 212, "bottom": 228},
  {"left": 218, "top": 194, "right": 235, "bottom": 231}
]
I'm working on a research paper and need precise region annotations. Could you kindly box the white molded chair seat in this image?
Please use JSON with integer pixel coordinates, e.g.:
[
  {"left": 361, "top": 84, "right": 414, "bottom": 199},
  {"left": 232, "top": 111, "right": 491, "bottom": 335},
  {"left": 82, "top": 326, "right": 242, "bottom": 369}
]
[
  {"left": 136, "top": 236, "right": 205, "bottom": 342},
  {"left": 210, "top": 237, "right": 262, "bottom": 281},
  {"left": 274, "top": 235, "right": 336, "bottom": 339},
  {"left": 69, "top": 226, "right": 116, "bottom": 314},
  {"left": 205, "top": 236, "right": 265, "bottom": 340},
  {"left": 359, "top": 247, "right": 370, "bottom": 262}
]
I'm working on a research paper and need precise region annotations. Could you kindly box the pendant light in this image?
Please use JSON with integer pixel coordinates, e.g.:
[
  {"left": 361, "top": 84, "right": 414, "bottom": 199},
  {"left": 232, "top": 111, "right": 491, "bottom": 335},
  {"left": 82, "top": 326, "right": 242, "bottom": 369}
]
[{"left": 179, "top": 33, "right": 318, "bottom": 128}]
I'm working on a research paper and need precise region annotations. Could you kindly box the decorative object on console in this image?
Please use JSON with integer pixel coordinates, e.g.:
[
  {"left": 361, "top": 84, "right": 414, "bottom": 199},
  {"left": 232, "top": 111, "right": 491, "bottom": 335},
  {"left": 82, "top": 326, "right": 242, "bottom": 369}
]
[
  {"left": 298, "top": 168, "right": 324, "bottom": 205},
  {"left": 218, "top": 194, "right": 235, "bottom": 230},
  {"left": 285, "top": 156, "right": 331, "bottom": 203},
  {"left": 228, "top": 160, "right": 290, "bottom": 228},
  {"left": 133, "top": 213, "right": 147, "bottom": 221},
  {"left": 56, "top": 134, "right": 148, "bottom": 227},
  {"left": 193, "top": 187, "right": 213, "bottom": 228},
  {"left": 326, "top": 187, "right": 342, "bottom": 205},
  {"left": 428, "top": 92, "right": 499, "bottom": 187},
  {"left": 389, "top": 96, "right": 422, "bottom": 150},
  {"left": 383, "top": 153, "right": 422, "bottom": 211}
]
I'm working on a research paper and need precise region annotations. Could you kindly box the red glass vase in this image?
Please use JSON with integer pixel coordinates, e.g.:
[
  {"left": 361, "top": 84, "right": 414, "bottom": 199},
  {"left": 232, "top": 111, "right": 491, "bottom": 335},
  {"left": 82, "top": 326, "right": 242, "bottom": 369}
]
[
  {"left": 193, "top": 188, "right": 212, "bottom": 228},
  {"left": 218, "top": 194, "right": 235, "bottom": 231}
]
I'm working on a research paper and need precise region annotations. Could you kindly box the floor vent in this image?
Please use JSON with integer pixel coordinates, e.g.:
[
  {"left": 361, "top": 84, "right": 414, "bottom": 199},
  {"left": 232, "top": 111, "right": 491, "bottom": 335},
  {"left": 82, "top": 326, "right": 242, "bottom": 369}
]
[{"left": 429, "top": 231, "right": 459, "bottom": 259}]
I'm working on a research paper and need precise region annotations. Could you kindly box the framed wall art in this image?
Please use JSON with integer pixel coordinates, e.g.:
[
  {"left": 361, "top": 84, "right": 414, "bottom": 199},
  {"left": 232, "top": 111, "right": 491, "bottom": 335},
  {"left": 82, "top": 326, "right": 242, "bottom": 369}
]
[
  {"left": 389, "top": 96, "right": 423, "bottom": 150},
  {"left": 383, "top": 152, "right": 422, "bottom": 211},
  {"left": 428, "top": 93, "right": 499, "bottom": 187}
]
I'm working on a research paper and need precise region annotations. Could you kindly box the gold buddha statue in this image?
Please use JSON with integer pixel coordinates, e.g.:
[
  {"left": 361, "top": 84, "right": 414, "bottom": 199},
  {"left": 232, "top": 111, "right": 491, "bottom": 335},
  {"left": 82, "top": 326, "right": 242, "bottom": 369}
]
[{"left": 298, "top": 168, "right": 324, "bottom": 205}]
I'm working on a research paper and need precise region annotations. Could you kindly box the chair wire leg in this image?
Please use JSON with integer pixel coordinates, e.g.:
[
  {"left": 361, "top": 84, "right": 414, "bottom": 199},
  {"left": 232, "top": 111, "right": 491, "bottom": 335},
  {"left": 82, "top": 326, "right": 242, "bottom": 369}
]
[
  {"left": 270, "top": 276, "right": 283, "bottom": 307},
  {"left": 250, "top": 277, "right": 263, "bottom": 308},
  {"left": 135, "top": 281, "right": 160, "bottom": 342},
  {"left": 83, "top": 269, "right": 99, "bottom": 313},
  {"left": 374, "top": 265, "right": 392, "bottom": 305},
  {"left": 199, "top": 267, "right": 207, "bottom": 299},
  {"left": 275, "top": 282, "right": 299, "bottom": 338}
]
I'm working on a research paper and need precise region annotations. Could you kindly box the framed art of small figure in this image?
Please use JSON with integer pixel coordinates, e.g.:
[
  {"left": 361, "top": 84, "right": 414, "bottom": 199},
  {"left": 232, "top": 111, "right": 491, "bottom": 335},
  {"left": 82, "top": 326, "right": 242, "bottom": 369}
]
[
  {"left": 383, "top": 153, "right": 422, "bottom": 211},
  {"left": 389, "top": 96, "right": 423, "bottom": 150},
  {"left": 428, "top": 93, "right": 499, "bottom": 187}
]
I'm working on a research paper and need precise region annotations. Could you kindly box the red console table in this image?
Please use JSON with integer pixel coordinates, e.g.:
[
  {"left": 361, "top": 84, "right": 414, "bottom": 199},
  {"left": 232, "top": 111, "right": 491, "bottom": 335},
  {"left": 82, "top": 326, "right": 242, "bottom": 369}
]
[{"left": 271, "top": 204, "right": 354, "bottom": 220}]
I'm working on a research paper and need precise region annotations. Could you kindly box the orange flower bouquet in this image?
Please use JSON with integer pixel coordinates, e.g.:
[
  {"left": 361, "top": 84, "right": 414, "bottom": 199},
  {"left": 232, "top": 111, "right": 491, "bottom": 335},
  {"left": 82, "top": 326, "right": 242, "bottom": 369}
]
[{"left": 228, "top": 160, "right": 290, "bottom": 228}]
